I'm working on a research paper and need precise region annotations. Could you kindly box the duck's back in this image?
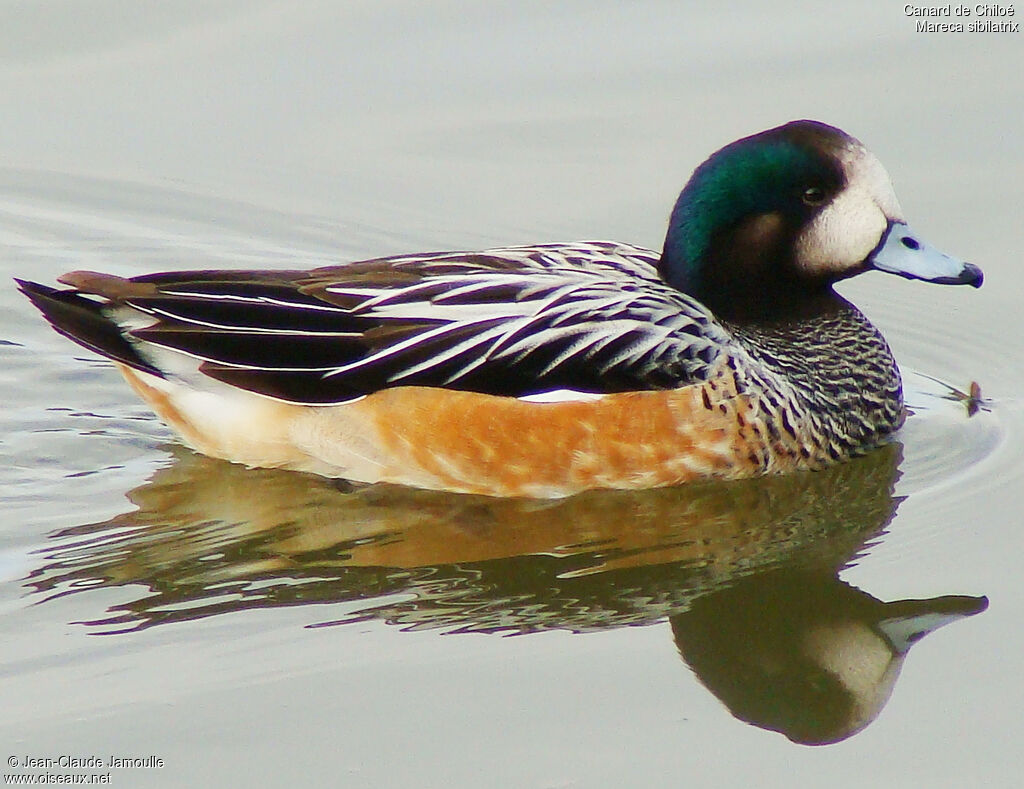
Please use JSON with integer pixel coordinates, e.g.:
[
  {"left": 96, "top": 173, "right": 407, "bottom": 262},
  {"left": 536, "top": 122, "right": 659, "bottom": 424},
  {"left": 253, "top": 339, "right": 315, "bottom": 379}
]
[{"left": 24, "top": 241, "right": 736, "bottom": 405}]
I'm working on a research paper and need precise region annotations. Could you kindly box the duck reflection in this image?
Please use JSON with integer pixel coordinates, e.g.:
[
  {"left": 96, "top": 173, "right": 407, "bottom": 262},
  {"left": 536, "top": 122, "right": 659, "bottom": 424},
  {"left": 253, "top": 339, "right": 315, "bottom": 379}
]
[{"left": 27, "top": 442, "right": 985, "bottom": 743}]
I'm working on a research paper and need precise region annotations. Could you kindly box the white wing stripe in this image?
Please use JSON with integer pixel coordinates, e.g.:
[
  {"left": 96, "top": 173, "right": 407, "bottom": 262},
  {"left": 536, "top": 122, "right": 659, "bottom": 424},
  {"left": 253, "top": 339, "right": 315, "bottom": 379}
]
[
  {"left": 143, "top": 307, "right": 361, "bottom": 336},
  {"left": 159, "top": 290, "right": 265, "bottom": 303},
  {"left": 156, "top": 289, "right": 353, "bottom": 314},
  {"left": 385, "top": 323, "right": 515, "bottom": 382},
  {"left": 321, "top": 314, "right": 506, "bottom": 378}
]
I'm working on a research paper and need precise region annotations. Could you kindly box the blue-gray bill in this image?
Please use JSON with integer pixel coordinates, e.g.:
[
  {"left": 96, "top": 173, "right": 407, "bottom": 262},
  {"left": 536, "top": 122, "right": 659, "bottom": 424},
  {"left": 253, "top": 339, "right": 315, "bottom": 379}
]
[{"left": 869, "top": 221, "right": 983, "bottom": 287}]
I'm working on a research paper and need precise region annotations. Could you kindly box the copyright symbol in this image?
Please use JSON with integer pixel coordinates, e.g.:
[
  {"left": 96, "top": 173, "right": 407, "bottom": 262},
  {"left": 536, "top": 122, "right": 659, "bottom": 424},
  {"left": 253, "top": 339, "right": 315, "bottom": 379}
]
[{"left": 7, "top": 756, "right": 18, "bottom": 768}]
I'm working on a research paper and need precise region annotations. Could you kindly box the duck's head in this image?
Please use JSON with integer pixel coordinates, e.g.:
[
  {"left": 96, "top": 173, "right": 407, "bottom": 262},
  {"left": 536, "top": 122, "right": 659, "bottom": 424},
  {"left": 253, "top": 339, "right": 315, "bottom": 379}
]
[{"left": 660, "top": 120, "right": 983, "bottom": 321}]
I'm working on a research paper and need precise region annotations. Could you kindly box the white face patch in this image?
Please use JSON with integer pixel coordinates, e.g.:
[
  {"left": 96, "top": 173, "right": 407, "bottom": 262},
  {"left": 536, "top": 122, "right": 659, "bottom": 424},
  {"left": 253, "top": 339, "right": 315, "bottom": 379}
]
[
  {"left": 801, "top": 623, "right": 903, "bottom": 739},
  {"left": 795, "top": 140, "right": 907, "bottom": 276}
]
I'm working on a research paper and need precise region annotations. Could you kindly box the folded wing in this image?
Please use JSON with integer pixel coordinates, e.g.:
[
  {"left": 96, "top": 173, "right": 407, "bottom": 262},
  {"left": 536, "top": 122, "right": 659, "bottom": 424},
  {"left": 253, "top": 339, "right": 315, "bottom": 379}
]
[{"left": 20, "top": 242, "right": 730, "bottom": 404}]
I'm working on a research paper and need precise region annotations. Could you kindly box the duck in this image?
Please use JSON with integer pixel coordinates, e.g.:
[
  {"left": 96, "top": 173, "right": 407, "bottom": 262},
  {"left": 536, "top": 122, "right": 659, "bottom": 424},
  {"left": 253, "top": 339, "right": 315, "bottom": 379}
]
[{"left": 17, "top": 120, "right": 983, "bottom": 498}]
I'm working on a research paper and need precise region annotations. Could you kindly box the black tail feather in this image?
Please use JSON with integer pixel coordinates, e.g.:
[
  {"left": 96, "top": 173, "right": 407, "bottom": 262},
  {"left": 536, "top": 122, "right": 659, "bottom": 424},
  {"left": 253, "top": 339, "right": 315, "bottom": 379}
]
[{"left": 15, "top": 279, "right": 163, "bottom": 376}]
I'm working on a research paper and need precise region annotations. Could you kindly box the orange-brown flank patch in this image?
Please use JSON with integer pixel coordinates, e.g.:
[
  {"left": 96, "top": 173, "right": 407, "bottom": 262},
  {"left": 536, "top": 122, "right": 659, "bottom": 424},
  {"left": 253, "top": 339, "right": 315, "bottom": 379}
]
[
  {"left": 347, "top": 383, "right": 764, "bottom": 497},
  {"left": 116, "top": 362, "right": 774, "bottom": 497}
]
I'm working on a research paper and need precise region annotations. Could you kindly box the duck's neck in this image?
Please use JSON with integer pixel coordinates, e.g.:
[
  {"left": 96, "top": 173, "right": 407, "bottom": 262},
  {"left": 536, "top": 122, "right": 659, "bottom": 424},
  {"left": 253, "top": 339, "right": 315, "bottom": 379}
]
[
  {"left": 728, "top": 293, "right": 905, "bottom": 456},
  {"left": 661, "top": 211, "right": 830, "bottom": 324}
]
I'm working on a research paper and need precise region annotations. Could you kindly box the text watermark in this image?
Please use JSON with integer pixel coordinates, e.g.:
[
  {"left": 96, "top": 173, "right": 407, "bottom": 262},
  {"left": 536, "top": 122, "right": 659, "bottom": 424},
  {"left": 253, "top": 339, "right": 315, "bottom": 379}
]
[
  {"left": 5, "top": 756, "right": 164, "bottom": 786},
  {"left": 905, "top": 4, "right": 1020, "bottom": 32}
]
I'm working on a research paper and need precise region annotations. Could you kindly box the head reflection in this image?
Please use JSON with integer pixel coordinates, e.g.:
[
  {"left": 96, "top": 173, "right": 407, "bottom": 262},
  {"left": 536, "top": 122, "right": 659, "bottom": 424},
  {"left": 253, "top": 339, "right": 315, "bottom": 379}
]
[
  {"left": 28, "top": 442, "right": 985, "bottom": 743},
  {"left": 671, "top": 568, "right": 986, "bottom": 745}
]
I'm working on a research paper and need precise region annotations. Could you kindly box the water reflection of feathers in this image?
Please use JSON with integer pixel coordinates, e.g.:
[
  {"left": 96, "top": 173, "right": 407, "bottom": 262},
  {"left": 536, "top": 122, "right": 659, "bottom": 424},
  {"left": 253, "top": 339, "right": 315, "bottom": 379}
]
[
  {"left": 28, "top": 441, "right": 985, "bottom": 744},
  {"left": 34, "top": 443, "right": 904, "bottom": 629}
]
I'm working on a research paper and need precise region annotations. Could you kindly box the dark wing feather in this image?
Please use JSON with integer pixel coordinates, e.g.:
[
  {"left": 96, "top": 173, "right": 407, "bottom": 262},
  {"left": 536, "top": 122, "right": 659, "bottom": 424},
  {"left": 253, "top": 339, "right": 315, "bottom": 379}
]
[
  {"left": 16, "top": 279, "right": 163, "bottom": 375},
  {"left": 19, "top": 243, "right": 734, "bottom": 404}
]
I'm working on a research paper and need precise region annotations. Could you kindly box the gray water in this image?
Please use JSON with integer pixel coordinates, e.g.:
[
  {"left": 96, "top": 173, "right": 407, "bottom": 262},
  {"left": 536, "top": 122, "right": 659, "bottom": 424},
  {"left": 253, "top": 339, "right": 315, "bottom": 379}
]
[{"left": 2, "top": 3, "right": 1023, "bottom": 787}]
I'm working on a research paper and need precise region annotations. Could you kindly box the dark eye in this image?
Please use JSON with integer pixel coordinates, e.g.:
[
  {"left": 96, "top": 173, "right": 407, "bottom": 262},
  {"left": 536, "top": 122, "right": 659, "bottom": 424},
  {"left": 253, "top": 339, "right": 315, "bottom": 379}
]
[{"left": 801, "top": 186, "right": 826, "bottom": 206}]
